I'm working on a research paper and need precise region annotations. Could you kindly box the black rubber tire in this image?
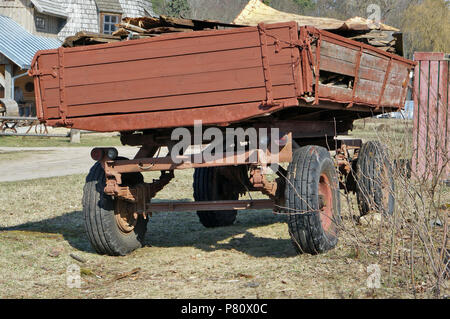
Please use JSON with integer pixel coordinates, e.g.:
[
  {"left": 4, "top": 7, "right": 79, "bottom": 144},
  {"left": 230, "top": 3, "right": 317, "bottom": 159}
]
[
  {"left": 193, "top": 167, "right": 239, "bottom": 227},
  {"left": 356, "top": 141, "right": 395, "bottom": 216},
  {"left": 82, "top": 161, "right": 147, "bottom": 256},
  {"left": 285, "top": 146, "right": 341, "bottom": 255}
]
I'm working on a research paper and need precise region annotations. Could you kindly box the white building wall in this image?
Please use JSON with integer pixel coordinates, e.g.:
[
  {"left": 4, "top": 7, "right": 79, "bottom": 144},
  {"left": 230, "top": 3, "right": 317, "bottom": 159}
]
[{"left": 58, "top": 0, "right": 99, "bottom": 40}]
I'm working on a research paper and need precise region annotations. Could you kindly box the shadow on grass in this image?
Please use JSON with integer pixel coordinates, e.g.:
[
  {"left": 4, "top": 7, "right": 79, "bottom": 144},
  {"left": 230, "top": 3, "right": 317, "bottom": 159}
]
[
  {"left": 0, "top": 205, "right": 296, "bottom": 258},
  {"left": 147, "top": 209, "right": 296, "bottom": 258},
  {"left": 0, "top": 210, "right": 92, "bottom": 253}
]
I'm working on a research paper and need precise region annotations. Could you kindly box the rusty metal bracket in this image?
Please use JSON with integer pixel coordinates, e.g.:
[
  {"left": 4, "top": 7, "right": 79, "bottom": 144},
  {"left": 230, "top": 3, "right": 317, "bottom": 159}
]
[
  {"left": 289, "top": 24, "right": 303, "bottom": 96},
  {"left": 257, "top": 23, "right": 279, "bottom": 108},
  {"left": 250, "top": 167, "right": 277, "bottom": 197},
  {"left": 297, "top": 27, "right": 319, "bottom": 97},
  {"left": 56, "top": 47, "right": 72, "bottom": 126},
  {"left": 29, "top": 68, "right": 58, "bottom": 78},
  {"left": 249, "top": 166, "right": 285, "bottom": 210},
  {"left": 313, "top": 33, "right": 322, "bottom": 105},
  {"left": 105, "top": 170, "right": 174, "bottom": 205},
  {"left": 347, "top": 46, "right": 363, "bottom": 109},
  {"left": 147, "top": 199, "right": 274, "bottom": 213}
]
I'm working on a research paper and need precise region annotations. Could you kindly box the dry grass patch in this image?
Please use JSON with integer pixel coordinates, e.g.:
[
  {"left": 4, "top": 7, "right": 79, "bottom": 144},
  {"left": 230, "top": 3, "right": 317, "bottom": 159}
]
[
  {"left": 0, "top": 167, "right": 447, "bottom": 298},
  {"left": 0, "top": 118, "right": 447, "bottom": 299}
]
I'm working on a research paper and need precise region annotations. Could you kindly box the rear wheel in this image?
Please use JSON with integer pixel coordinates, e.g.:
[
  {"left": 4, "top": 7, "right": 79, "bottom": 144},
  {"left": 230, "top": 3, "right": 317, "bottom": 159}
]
[
  {"left": 82, "top": 161, "right": 147, "bottom": 256},
  {"left": 193, "top": 167, "right": 239, "bottom": 227},
  {"left": 356, "top": 141, "right": 395, "bottom": 216},
  {"left": 285, "top": 146, "right": 341, "bottom": 254}
]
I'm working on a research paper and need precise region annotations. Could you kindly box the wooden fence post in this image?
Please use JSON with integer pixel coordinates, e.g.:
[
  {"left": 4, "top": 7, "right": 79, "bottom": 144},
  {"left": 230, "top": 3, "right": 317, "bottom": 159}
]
[{"left": 70, "top": 129, "right": 81, "bottom": 143}]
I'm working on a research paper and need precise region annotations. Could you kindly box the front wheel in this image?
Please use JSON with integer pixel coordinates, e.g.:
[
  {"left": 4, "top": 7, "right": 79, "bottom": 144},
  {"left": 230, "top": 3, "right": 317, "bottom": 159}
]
[
  {"left": 285, "top": 146, "right": 341, "bottom": 255},
  {"left": 82, "top": 161, "right": 147, "bottom": 256}
]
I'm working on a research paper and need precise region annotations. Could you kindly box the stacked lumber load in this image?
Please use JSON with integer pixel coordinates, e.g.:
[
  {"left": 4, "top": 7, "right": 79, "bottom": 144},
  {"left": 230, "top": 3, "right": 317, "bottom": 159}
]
[
  {"left": 234, "top": 0, "right": 403, "bottom": 55},
  {"left": 63, "top": 15, "right": 241, "bottom": 47},
  {"left": 63, "top": 0, "right": 403, "bottom": 55},
  {"left": 63, "top": 31, "right": 122, "bottom": 47}
]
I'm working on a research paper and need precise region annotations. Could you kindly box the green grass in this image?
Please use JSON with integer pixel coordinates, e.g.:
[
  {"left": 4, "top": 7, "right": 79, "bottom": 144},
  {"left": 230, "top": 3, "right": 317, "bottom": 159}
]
[
  {"left": 0, "top": 134, "right": 122, "bottom": 147},
  {"left": 349, "top": 118, "right": 414, "bottom": 160}
]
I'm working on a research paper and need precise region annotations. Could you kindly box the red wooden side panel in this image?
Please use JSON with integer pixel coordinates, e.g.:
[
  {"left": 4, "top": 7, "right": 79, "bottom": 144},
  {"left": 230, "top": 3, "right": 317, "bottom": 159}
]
[
  {"left": 30, "top": 23, "right": 415, "bottom": 133},
  {"left": 412, "top": 52, "right": 450, "bottom": 181},
  {"left": 31, "top": 22, "right": 301, "bottom": 132},
  {"left": 307, "top": 28, "right": 414, "bottom": 110}
]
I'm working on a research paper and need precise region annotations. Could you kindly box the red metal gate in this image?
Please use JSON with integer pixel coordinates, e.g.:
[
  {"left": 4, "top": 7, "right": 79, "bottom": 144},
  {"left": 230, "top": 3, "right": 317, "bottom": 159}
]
[{"left": 412, "top": 52, "right": 450, "bottom": 181}]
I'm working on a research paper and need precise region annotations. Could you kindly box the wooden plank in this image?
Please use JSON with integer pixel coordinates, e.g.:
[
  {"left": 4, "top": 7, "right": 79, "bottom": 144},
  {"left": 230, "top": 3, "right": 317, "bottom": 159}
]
[
  {"left": 319, "top": 81, "right": 403, "bottom": 108},
  {"left": 45, "top": 98, "right": 299, "bottom": 132},
  {"left": 47, "top": 84, "right": 296, "bottom": 118},
  {"left": 59, "top": 24, "right": 294, "bottom": 68},
  {"left": 318, "top": 41, "right": 357, "bottom": 65},
  {"left": 426, "top": 60, "right": 440, "bottom": 162},
  {"left": 117, "top": 23, "right": 148, "bottom": 33},
  {"left": 43, "top": 45, "right": 293, "bottom": 89},
  {"left": 414, "top": 52, "right": 449, "bottom": 61},
  {"left": 43, "top": 63, "right": 296, "bottom": 108},
  {"left": 316, "top": 42, "right": 393, "bottom": 73},
  {"left": 112, "top": 28, "right": 130, "bottom": 37},
  {"left": 144, "top": 27, "right": 194, "bottom": 34},
  {"left": 318, "top": 85, "right": 353, "bottom": 102},
  {"left": 4, "top": 63, "right": 12, "bottom": 99},
  {"left": 0, "top": 70, "right": 5, "bottom": 88},
  {"left": 319, "top": 55, "right": 406, "bottom": 86},
  {"left": 355, "top": 78, "right": 402, "bottom": 106}
]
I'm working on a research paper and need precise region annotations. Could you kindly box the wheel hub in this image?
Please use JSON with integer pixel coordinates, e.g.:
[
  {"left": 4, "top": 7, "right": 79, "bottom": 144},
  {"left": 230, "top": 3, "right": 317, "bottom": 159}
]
[
  {"left": 114, "top": 199, "right": 138, "bottom": 233},
  {"left": 318, "top": 174, "right": 333, "bottom": 232}
]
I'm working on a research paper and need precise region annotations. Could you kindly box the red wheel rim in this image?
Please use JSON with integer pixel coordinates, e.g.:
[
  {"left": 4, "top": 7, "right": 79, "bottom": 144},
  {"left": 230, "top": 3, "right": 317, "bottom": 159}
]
[
  {"left": 114, "top": 199, "right": 137, "bottom": 234},
  {"left": 318, "top": 173, "right": 333, "bottom": 232}
]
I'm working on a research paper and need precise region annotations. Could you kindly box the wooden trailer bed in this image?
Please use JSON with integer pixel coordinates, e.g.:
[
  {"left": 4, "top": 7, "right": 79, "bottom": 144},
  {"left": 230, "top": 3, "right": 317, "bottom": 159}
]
[{"left": 30, "top": 22, "right": 415, "bottom": 133}]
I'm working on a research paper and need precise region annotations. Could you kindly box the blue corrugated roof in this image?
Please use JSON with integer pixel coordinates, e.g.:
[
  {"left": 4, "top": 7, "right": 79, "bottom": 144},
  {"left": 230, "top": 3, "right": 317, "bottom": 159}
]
[
  {"left": 0, "top": 15, "right": 61, "bottom": 70},
  {"left": 31, "top": 0, "right": 68, "bottom": 19}
]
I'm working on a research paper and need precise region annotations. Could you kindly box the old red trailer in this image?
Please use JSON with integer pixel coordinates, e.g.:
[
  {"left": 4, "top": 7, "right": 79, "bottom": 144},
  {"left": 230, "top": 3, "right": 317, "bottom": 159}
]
[{"left": 30, "top": 22, "right": 415, "bottom": 256}]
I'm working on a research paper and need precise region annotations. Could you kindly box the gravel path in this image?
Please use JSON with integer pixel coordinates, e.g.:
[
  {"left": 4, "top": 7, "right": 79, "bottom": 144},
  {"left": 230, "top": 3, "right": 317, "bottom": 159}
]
[{"left": 0, "top": 147, "right": 139, "bottom": 182}]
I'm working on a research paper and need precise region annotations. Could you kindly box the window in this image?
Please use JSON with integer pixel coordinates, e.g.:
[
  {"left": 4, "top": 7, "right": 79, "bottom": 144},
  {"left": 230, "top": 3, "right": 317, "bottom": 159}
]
[
  {"left": 25, "top": 82, "right": 34, "bottom": 93},
  {"left": 57, "top": 18, "right": 67, "bottom": 31},
  {"left": 101, "top": 14, "right": 120, "bottom": 35},
  {"left": 35, "top": 15, "right": 46, "bottom": 31}
]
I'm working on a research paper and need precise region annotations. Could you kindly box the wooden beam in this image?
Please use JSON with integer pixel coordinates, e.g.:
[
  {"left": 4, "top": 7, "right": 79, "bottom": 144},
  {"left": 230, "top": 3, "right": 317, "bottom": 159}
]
[
  {"left": 4, "top": 63, "right": 12, "bottom": 99},
  {"left": 147, "top": 199, "right": 275, "bottom": 212},
  {"left": 0, "top": 71, "right": 5, "bottom": 88}
]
